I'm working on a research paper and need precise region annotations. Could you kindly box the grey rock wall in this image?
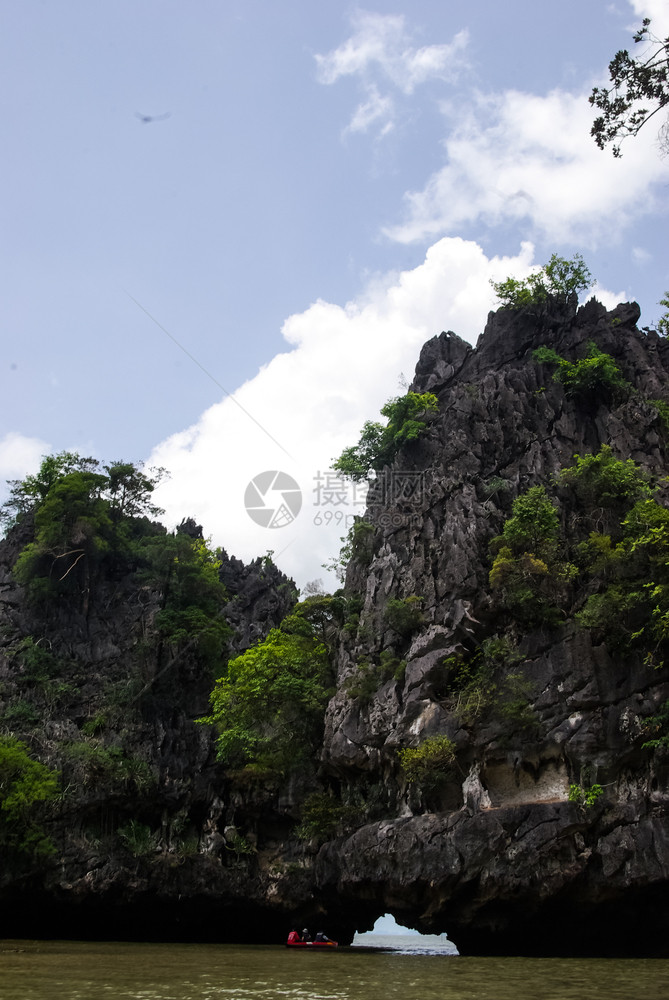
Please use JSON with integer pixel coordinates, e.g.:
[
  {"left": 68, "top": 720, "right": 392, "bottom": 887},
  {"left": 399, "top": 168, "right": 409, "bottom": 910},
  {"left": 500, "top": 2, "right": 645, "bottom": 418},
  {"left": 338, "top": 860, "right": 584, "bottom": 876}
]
[{"left": 315, "top": 297, "right": 669, "bottom": 954}]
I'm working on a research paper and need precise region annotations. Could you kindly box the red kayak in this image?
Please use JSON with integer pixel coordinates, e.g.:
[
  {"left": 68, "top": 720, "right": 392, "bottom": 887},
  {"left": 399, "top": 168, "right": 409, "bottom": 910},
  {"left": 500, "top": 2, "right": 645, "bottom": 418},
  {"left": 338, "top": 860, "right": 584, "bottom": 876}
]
[{"left": 286, "top": 940, "right": 338, "bottom": 949}]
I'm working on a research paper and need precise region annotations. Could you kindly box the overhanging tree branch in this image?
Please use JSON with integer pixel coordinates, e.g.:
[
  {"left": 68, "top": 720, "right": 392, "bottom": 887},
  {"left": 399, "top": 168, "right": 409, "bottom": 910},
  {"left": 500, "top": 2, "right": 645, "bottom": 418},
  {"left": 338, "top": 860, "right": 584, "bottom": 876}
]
[{"left": 590, "top": 18, "right": 669, "bottom": 157}]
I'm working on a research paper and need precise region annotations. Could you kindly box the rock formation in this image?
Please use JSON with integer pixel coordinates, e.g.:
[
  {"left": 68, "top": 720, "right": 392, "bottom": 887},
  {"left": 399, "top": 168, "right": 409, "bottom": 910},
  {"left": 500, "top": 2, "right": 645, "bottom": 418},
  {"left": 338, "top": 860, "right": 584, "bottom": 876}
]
[
  {"left": 315, "top": 296, "right": 669, "bottom": 955},
  {"left": 2, "top": 295, "right": 669, "bottom": 955}
]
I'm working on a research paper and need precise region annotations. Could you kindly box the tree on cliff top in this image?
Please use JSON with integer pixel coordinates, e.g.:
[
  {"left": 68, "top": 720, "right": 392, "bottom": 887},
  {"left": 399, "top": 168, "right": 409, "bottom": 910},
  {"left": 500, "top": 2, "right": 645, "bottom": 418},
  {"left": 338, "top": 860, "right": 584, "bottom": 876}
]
[
  {"left": 490, "top": 253, "right": 592, "bottom": 310},
  {"left": 0, "top": 452, "right": 165, "bottom": 530},
  {"left": 590, "top": 18, "right": 669, "bottom": 157},
  {"left": 4, "top": 453, "right": 168, "bottom": 613}
]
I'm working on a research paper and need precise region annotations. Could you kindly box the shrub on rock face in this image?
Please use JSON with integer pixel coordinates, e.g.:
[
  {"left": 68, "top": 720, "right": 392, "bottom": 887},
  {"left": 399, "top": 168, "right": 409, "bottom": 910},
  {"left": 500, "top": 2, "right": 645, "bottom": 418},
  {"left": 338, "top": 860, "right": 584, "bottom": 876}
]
[
  {"left": 496, "top": 486, "right": 560, "bottom": 559},
  {"left": 559, "top": 445, "right": 652, "bottom": 513},
  {"left": 489, "top": 487, "right": 575, "bottom": 628},
  {"left": 532, "top": 342, "right": 630, "bottom": 401},
  {"left": 576, "top": 499, "right": 669, "bottom": 658},
  {"left": 333, "top": 391, "right": 438, "bottom": 481},
  {"left": 0, "top": 736, "right": 59, "bottom": 858},
  {"left": 398, "top": 735, "right": 456, "bottom": 788},
  {"left": 568, "top": 783, "right": 603, "bottom": 807},
  {"left": 642, "top": 700, "right": 669, "bottom": 750},
  {"left": 383, "top": 596, "right": 424, "bottom": 636},
  {"left": 295, "top": 792, "right": 358, "bottom": 842},
  {"left": 344, "top": 652, "right": 406, "bottom": 705}
]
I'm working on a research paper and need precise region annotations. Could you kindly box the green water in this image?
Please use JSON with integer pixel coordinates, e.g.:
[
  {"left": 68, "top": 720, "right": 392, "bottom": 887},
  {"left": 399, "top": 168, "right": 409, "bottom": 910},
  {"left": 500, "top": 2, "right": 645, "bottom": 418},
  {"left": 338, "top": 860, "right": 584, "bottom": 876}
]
[{"left": 1, "top": 940, "right": 668, "bottom": 1000}]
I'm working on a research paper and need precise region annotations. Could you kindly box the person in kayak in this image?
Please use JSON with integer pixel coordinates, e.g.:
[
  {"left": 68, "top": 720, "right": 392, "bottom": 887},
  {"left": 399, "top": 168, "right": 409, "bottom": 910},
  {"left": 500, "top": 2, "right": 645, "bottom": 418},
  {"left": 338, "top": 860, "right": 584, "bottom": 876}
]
[{"left": 287, "top": 929, "right": 301, "bottom": 944}]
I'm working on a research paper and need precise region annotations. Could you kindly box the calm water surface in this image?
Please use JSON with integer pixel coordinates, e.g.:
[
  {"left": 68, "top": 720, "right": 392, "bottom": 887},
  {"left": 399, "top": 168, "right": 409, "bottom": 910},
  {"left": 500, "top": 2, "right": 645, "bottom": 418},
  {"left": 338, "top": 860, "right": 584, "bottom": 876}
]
[{"left": 1, "top": 939, "right": 668, "bottom": 1000}]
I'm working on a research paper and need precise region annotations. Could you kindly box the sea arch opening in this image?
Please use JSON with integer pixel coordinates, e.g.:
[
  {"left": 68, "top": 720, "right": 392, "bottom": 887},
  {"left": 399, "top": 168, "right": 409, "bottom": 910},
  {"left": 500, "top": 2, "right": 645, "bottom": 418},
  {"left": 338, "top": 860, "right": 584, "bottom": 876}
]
[{"left": 352, "top": 913, "right": 458, "bottom": 953}]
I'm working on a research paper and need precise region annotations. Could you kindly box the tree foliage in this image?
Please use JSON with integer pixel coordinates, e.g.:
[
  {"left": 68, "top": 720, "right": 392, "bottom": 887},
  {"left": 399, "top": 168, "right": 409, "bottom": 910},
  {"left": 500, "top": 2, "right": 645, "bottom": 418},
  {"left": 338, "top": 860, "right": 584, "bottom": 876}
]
[
  {"left": 398, "top": 735, "right": 456, "bottom": 788},
  {"left": 489, "top": 486, "right": 576, "bottom": 628},
  {"left": 590, "top": 18, "right": 669, "bottom": 157},
  {"left": 1, "top": 453, "right": 164, "bottom": 530},
  {"left": 497, "top": 485, "right": 560, "bottom": 558},
  {"left": 5, "top": 454, "right": 230, "bottom": 678},
  {"left": 555, "top": 450, "right": 669, "bottom": 660},
  {"left": 199, "top": 601, "right": 334, "bottom": 778},
  {"left": 490, "top": 253, "right": 592, "bottom": 309},
  {"left": 533, "top": 342, "right": 629, "bottom": 400},
  {"left": 0, "top": 736, "right": 59, "bottom": 858},
  {"left": 333, "top": 392, "right": 438, "bottom": 481},
  {"left": 658, "top": 292, "right": 669, "bottom": 337},
  {"left": 559, "top": 445, "right": 652, "bottom": 512},
  {"left": 383, "top": 595, "right": 425, "bottom": 636},
  {"left": 5, "top": 453, "right": 167, "bottom": 611}
]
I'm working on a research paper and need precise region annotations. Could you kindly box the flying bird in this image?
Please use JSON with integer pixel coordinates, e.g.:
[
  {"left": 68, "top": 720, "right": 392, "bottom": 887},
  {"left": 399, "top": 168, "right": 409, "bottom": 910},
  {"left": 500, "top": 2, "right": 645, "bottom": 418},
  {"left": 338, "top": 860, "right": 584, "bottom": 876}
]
[{"left": 135, "top": 111, "right": 171, "bottom": 124}]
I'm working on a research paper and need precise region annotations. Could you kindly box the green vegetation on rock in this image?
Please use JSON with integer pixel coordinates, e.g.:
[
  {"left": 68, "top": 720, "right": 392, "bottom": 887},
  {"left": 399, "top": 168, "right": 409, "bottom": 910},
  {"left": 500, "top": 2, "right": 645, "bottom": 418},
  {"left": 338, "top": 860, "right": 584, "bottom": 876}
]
[
  {"left": 4, "top": 453, "right": 232, "bottom": 679},
  {"left": 344, "top": 651, "right": 406, "bottom": 705},
  {"left": 658, "top": 293, "right": 669, "bottom": 337},
  {"left": 486, "top": 447, "right": 669, "bottom": 665},
  {"left": 489, "top": 486, "right": 576, "bottom": 628},
  {"left": 0, "top": 735, "right": 59, "bottom": 858},
  {"left": 140, "top": 532, "right": 231, "bottom": 677},
  {"left": 568, "top": 783, "right": 604, "bottom": 807},
  {"left": 491, "top": 253, "right": 592, "bottom": 309},
  {"left": 442, "top": 639, "right": 536, "bottom": 734},
  {"left": 333, "top": 391, "right": 438, "bottom": 481},
  {"left": 295, "top": 791, "right": 358, "bottom": 842},
  {"left": 533, "top": 342, "right": 630, "bottom": 400},
  {"left": 118, "top": 819, "right": 159, "bottom": 857},
  {"left": 7, "top": 453, "right": 166, "bottom": 611},
  {"left": 642, "top": 700, "right": 669, "bottom": 750},
  {"left": 383, "top": 595, "right": 424, "bottom": 636},
  {"left": 199, "top": 600, "right": 334, "bottom": 780},
  {"left": 576, "top": 498, "right": 669, "bottom": 660},
  {"left": 398, "top": 735, "right": 457, "bottom": 788},
  {"left": 559, "top": 444, "right": 652, "bottom": 511},
  {"left": 323, "top": 520, "right": 375, "bottom": 583}
]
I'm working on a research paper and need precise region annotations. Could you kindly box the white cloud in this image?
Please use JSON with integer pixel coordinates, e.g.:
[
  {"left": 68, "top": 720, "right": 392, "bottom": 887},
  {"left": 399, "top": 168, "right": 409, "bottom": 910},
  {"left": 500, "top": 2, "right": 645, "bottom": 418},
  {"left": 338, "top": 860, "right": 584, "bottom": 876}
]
[
  {"left": 589, "top": 283, "right": 629, "bottom": 311},
  {"left": 384, "top": 88, "right": 669, "bottom": 245},
  {"left": 315, "top": 10, "right": 469, "bottom": 136},
  {"left": 149, "top": 239, "right": 542, "bottom": 590},
  {"left": 632, "top": 246, "right": 652, "bottom": 265},
  {"left": 347, "top": 85, "right": 394, "bottom": 135},
  {"left": 0, "top": 432, "right": 51, "bottom": 509},
  {"left": 0, "top": 432, "right": 50, "bottom": 482}
]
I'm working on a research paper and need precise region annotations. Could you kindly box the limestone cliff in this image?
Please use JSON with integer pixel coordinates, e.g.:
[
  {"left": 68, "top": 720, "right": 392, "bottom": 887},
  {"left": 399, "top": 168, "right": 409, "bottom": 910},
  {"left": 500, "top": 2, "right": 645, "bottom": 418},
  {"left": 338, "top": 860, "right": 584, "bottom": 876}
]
[
  {"left": 0, "top": 519, "right": 299, "bottom": 942},
  {"left": 2, "top": 296, "right": 669, "bottom": 956},
  {"left": 315, "top": 296, "right": 669, "bottom": 955}
]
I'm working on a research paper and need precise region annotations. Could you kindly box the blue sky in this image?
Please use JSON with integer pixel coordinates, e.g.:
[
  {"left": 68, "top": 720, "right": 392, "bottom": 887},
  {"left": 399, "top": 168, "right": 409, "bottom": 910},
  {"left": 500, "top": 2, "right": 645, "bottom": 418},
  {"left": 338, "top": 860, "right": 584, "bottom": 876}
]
[{"left": 2, "top": 1, "right": 668, "bottom": 587}]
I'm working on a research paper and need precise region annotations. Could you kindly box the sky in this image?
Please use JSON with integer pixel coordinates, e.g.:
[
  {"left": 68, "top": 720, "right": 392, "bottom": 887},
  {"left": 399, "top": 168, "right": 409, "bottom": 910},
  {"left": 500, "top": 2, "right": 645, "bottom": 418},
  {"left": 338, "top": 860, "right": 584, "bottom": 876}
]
[{"left": 2, "top": 0, "right": 669, "bottom": 590}]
